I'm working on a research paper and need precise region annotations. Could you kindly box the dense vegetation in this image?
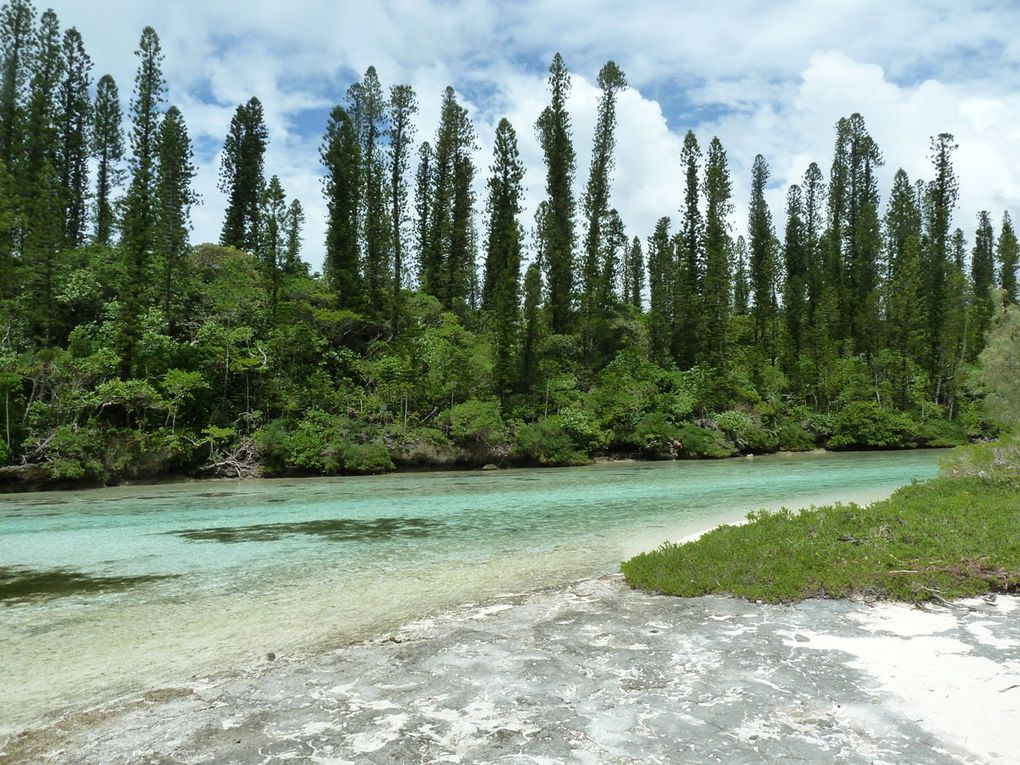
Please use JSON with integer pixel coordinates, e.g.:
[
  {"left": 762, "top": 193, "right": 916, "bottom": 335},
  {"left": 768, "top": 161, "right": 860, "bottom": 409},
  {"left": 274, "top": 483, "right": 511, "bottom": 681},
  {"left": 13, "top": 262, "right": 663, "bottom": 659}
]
[
  {"left": 622, "top": 316, "right": 1020, "bottom": 604},
  {"left": 0, "top": 2, "right": 1016, "bottom": 487}
]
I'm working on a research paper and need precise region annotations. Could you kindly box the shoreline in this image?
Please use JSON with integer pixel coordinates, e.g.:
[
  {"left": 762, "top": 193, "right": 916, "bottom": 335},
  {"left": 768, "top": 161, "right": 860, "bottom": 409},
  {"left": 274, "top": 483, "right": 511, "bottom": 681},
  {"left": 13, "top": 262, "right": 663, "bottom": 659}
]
[{"left": 0, "top": 444, "right": 948, "bottom": 496}]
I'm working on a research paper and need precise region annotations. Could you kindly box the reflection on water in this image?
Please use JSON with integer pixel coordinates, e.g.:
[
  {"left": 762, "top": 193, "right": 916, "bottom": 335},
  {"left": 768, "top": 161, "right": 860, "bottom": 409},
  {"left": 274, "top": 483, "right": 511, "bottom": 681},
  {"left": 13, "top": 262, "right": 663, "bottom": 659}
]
[
  {"left": 0, "top": 450, "right": 943, "bottom": 736},
  {"left": 169, "top": 516, "right": 445, "bottom": 543},
  {"left": 0, "top": 566, "right": 178, "bottom": 604}
]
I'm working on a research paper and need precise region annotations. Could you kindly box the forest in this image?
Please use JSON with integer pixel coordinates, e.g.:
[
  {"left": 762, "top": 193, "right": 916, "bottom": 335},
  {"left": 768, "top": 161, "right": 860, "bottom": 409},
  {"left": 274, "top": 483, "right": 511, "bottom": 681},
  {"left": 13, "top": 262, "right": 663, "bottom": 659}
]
[{"left": 0, "top": 1, "right": 1017, "bottom": 488}]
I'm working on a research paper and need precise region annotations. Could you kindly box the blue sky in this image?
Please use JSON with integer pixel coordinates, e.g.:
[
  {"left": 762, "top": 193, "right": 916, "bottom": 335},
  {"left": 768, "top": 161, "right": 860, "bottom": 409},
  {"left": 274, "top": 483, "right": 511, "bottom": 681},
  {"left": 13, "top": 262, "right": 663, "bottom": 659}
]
[{"left": 44, "top": 0, "right": 1020, "bottom": 272}]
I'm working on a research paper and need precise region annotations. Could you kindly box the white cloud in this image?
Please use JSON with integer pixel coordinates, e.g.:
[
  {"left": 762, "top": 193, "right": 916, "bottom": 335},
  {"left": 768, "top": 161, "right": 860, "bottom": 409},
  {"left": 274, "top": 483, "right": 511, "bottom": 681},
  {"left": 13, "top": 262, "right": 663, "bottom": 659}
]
[{"left": 40, "top": 0, "right": 1020, "bottom": 269}]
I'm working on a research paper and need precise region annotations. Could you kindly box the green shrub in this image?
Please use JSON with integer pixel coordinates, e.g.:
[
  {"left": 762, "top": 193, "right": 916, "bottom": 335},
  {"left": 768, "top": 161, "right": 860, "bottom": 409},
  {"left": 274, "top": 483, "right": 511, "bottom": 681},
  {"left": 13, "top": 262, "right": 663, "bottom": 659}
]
[
  {"left": 774, "top": 421, "right": 816, "bottom": 452},
  {"left": 513, "top": 417, "right": 589, "bottom": 466},
  {"left": 828, "top": 401, "right": 916, "bottom": 449},
  {"left": 941, "top": 432, "right": 1020, "bottom": 484},
  {"left": 446, "top": 399, "right": 506, "bottom": 448},
  {"left": 630, "top": 412, "right": 683, "bottom": 456},
  {"left": 915, "top": 418, "right": 967, "bottom": 448},
  {"left": 715, "top": 409, "right": 778, "bottom": 454},
  {"left": 675, "top": 423, "right": 736, "bottom": 458},
  {"left": 0, "top": 439, "right": 9, "bottom": 465}
]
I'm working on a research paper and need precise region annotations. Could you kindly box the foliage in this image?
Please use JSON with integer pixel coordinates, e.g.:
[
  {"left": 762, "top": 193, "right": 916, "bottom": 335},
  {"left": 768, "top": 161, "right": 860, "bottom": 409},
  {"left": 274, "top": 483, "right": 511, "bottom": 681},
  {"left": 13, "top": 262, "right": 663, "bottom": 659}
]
[
  {"left": 623, "top": 473, "right": 1020, "bottom": 603},
  {"left": 513, "top": 416, "right": 589, "bottom": 466},
  {"left": 827, "top": 401, "right": 917, "bottom": 450},
  {"left": 446, "top": 399, "right": 506, "bottom": 449}
]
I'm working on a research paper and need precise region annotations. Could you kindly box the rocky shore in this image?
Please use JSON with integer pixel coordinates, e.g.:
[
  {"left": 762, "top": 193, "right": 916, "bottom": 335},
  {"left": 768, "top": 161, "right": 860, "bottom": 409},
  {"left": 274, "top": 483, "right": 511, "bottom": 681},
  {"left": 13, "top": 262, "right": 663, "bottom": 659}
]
[{"left": 4, "top": 576, "right": 1017, "bottom": 764}]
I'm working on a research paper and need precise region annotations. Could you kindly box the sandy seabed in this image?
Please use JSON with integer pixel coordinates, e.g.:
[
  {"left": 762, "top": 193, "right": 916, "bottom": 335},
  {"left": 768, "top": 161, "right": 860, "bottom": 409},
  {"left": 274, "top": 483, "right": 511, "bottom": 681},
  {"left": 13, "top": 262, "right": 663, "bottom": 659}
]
[{"left": 3, "top": 575, "right": 1018, "bottom": 765}]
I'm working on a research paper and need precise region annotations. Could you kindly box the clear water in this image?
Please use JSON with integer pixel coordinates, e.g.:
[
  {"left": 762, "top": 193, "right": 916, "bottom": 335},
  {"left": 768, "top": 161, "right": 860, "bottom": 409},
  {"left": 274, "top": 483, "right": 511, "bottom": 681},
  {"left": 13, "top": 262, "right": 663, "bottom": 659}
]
[{"left": 0, "top": 450, "right": 942, "bottom": 734}]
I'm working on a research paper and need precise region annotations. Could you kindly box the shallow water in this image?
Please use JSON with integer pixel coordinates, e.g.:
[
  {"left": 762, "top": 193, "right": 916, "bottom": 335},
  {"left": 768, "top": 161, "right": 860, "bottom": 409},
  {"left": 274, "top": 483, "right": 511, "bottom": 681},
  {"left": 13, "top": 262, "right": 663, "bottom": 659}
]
[{"left": 0, "top": 450, "right": 942, "bottom": 735}]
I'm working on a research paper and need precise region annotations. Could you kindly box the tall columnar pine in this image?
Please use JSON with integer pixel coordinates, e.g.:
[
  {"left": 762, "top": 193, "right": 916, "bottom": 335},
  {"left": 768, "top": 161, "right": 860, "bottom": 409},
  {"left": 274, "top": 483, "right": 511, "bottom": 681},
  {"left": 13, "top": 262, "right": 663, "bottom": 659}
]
[
  {"left": 219, "top": 96, "right": 267, "bottom": 253},
  {"left": 624, "top": 235, "right": 643, "bottom": 309},
  {"left": 923, "top": 133, "right": 959, "bottom": 402},
  {"left": 422, "top": 86, "right": 476, "bottom": 311},
  {"left": 481, "top": 117, "right": 525, "bottom": 396},
  {"left": 153, "top": 105, "right": 196, "bottom": 332},
  {"left": 321, "top": 105, "right": 361, "bottom": 310},
  {"left": 119, "top": 25, "right": 165, "bottom": 375},
  {"left": 782, "top": 184, "right": 807, "bottom": 371},
  {"left": 580, "top": 60, "right": 625, "bottom": 365},
  {"left": 284, "top": 197, "right": 304, "bottom": 274},
  {"left": 731, "top": 235, "right": 749, "bottom": 317},
  {"left": 970, "top": 210, "right": 996, "bottom": 354},
  {"left": 22, "top": 8, "right": 62, "bottom": 342},
  {"left": 599, "top": 208, "right": 627, "bottom": 307},
  {"left": 536, "top": 53, "right": 576, "bottom": 335},
  {"left": 702, "top": 136, "right": 732, "bottom": 363},
  {"left": 413, "top": 141, "right": 432, "bottom": 281},
  {"left": 646, "top": 216, "right": 673, "bottom": 363},
  {"left": 800, "top": 161, "right": 826, "bottom": 368},
  {"left": 387, "top": 83, "right": 417, "bottom": 333},
  {"left": 672, "top": 130, "right": 702, "bottom": 368},
  {"left": 348, "top": 67, "right": 389, "bottom": 318},
  {"left": 520, "top": 261, "right": 543, "bottom": 391},
  {"left": 747, "top": 154, "right": 776, "bottom": 354},
  {"left": 997, "top": 211, "right": 1018, "bottom": 303},
  {"left": 56, "top": 25, "right": 90, "bottom": 249},
  {"left": 91, "top": 73, "right": 124, "bottom": 246},
  {"left": 259, "top": 174, "right": 287, "bottom": 317},
  {"left": 0, "top": 0, "right": 34, "bottom": 169}
]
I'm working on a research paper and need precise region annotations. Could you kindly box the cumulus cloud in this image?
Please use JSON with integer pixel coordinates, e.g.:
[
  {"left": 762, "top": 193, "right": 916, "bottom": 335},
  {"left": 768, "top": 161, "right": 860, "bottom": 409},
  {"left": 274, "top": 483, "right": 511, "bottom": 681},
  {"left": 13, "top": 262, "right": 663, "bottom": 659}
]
[{"left": 43, "top": 0, "right": 1020, "bottom": 270}]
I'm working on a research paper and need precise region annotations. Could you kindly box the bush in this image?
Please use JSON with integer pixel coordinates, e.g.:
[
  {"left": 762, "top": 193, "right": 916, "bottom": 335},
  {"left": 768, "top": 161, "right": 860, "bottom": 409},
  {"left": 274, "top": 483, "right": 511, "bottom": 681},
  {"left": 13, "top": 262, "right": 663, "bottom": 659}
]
[
  {"left": 446, "top": 399, "right": 506, "bottom": 448},
  {"left": 714, "top": 410, "right": 778, "bottom": 454},
  {"left": 915, "top": 418, "right": 967, "bottom": 448},
  {"left": 514, "top": 417, "right": 589, "bottom": 466},
  {"left": 941, "top": 432, "right": 1020, "bottom": 484},
  {"left": 774, "top": 421, "right": 816, "bottom": 452},
  {"left": 675, "top": 423, "right": 736, "bottom": 458},
  {"left": 0, "top": 439, "right": 9, "bottom": 465},
  {"left": 828, "top": 401, "right": 917, "bottom": 449},
  {"left": 630, "top": 412, "right": 683, "bottom": 457},
  {"left": 255, "top": 412, "right": 394, "bottom": 475}
]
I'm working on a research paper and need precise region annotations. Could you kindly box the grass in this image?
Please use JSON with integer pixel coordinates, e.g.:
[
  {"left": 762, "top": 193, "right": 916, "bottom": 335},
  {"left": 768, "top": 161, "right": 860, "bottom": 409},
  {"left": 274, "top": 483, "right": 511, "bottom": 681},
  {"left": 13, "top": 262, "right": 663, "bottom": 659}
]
[{"left": 621, "top": 476, "right": 1020, "bottom": 603}]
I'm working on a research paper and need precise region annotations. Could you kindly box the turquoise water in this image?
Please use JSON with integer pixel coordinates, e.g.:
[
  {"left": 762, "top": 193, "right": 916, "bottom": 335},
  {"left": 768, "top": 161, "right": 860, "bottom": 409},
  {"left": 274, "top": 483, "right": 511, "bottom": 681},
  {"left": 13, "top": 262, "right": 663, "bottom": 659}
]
[{"left": 0, "top": 450, "right": 942, "bottom": 733}]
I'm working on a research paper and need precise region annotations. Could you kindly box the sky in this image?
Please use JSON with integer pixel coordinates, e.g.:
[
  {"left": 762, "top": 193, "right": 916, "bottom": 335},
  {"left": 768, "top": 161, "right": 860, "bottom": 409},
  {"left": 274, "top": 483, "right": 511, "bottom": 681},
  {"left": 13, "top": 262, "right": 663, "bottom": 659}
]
[{"left": 43, "top": 0, "right": 1020, "bottom": 273}]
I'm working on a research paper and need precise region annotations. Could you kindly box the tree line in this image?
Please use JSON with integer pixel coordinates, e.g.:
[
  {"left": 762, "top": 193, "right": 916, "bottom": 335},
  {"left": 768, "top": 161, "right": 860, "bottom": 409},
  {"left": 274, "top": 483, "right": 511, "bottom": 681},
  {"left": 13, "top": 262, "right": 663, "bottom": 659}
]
[{"left": 0, "top": 1, "right": 1015, "bottom": 484}]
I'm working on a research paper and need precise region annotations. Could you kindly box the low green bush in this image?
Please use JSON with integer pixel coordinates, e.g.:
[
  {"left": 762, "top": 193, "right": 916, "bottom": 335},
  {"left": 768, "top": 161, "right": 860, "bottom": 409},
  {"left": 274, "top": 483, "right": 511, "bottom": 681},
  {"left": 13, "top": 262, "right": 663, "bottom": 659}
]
[
  {"left": 828, "top": 401, "right": 916, "bottom": 449},
  {"left": 513, "top": 417, "right": 589, "bottom": 466},
  {"left": 675, "top": 423, "right": 736, "bottom": 458}
]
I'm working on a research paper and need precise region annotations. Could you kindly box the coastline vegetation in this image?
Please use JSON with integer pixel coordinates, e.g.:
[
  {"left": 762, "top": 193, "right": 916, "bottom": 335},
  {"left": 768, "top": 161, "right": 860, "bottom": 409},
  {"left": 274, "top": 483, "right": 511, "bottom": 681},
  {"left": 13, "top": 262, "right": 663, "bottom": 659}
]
[
  {"left": 622, "top": 307, "right": 1020, "bottom": 604},
  {"left": 0, "top": 2, "right": 1015, "bottom": 490}
]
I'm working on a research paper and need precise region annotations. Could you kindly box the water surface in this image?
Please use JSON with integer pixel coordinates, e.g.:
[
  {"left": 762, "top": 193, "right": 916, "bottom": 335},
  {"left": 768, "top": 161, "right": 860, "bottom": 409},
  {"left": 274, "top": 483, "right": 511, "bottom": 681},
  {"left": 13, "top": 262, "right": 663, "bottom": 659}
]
[{"left": 0, "top": 450, "right": 942, "bottom": 734}]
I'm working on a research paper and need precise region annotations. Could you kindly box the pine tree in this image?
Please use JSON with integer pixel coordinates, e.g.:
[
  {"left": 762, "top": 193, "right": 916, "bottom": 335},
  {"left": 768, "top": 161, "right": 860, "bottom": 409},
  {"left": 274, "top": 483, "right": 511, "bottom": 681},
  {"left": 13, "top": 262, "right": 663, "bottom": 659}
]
[
  {"left": 580, "top": 60, "right": 625, "bottom": 365},
  {"left": 90, "top": 73, "right": 123, "bottom": 245},
  {"left": 259, "top": 174, "right": 287, "bottom": 318},
  {"left": 732, "top": 235, "right": 749, "bottom": 317},
  {"left": 414, "top": 141, "right": 432, "bottom": 287},
  {"left": 348, "top": 67, "right": 389, "bottom": 317},
  {"left": 56, "top": 25, "right": 90, "bottom": 248},
  {"left": 673, "top": 130, "right": 702, "bottom": 367},
  {"left": 702, "top": 136, "right": 732, "bottom": 363},
  {"left": 520, "top": 261, "right": 543, "bottom": 391},
  {"left": 422, "top": 86, "right": 475, "bottom": 311},
  {"left": 646, "top": 216, "right": 673, "bottom": 363},
  {"left": 997, "top": 211, "right": 1018, "bottom": 303},
  {"left": 782, "top": 184, "right": 807, "bottom": 370},
  {"left": 119, "top": 26, "right": 165, "bottom": 374},
  {"left": 599, "top": 208, "right": 626, "bottom": 306},
  {"left": 22, "top": 8, "right": 62, "bottom": 342},
  {"left": 970, "top": 210, "right": 996, "bottom": 348},
  {"left": 801, "top": 162, "right": 825, "bottom": 350},
  {"left": 153, "top": 105, "right": 196, "bottom": 332},
  {"left": 0, "top": 0, "right": 34, "bottom": 169},
  {"left": 923, "top": 133, "right": 959, "bottom": 401},
  {"left": 284, "top": 197, "right": 304, "bottom": 274},
  {"left": 747, "top": 154, "right": 776, "bottom": 352},
  {"left": 321, "top": 105, "right": 361, "bottom": 310},
  {"left": 481, "top": 118, "right": 524, "bottom": 396},
  {"left": 387, "top": 83, "right": 416, "bottom": 333},
  {"left": 536, "top": 53, "right": 576, "bottom": 335},
  {"left": 219, "top": 96, "right": 267, "bottom": 252},
  {"left": 625, "top": 235, "right": 643, "bottom": 309}
]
